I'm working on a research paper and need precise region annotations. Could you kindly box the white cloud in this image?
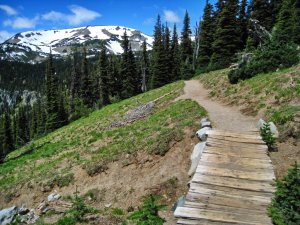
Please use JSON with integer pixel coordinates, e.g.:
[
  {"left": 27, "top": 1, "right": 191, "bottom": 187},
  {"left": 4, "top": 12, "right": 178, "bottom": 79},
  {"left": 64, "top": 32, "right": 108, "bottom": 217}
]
[
  {"left": 0, "top": 5, "right": 17, "bottom": 16},
  {"left": 0, "top": 30, "right": 14, "bottom": 43},
  {"left": 42, "top": 5, "right": 101, "bottom": 26},
  {"left": 3, "top": 16, "right": 39, "bottom": 29},
  {"left": 163, "top": 10, "right": 180, "bottom": 23},
  {"left": 143, "top": 17, "right": 154, "bottom": 25}
]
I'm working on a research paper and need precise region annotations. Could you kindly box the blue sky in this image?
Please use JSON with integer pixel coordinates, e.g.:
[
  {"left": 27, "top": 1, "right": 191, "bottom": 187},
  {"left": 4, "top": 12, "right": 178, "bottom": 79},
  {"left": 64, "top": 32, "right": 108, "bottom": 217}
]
[{"left": 0, "top": 0, "right": 217, "bottom": 42}]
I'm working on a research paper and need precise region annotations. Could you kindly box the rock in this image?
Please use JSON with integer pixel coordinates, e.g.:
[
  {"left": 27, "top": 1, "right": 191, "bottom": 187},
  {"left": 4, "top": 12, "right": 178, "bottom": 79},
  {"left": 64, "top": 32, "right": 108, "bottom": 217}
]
[
  {"left": 257, "top": 119, "right": 279, "bottom": 137},
  {"left": 256, "top": 118, "right": 266, "bottom": 130},
  {"left": 105, "top": 203, "right": 112, "bottom": 208},
  {"left": 18, "top": 205, "right": 30, "bottom": 215},
  {"left": 0, "top": 206, "right": 18, "bottom": 225},
  {"left": 172, "top": 196, "right": 186, "bottom": 211},
  {"left": 201, "top": 121, "right": 212, "bottom": 128},
  {"left": 188, "top": 142, "right": 206, "bottom": 176},
  {"left": 200, "top": 118, "right": 209, "bottom": 123},
  {"left": 196, "top": 127, "right": 212, "bottom": 141},
  {"left": 269, "top": 122, "right": 279, "bottom": 138},
  {"left": 48, "top": 192, "right": 61, "bottom": 202}
]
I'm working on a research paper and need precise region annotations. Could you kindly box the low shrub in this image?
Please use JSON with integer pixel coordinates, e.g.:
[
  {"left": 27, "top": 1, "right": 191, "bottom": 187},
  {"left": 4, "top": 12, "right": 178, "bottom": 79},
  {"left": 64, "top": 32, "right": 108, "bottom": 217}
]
[
  {"left": 268, "top": 162, "right": 300, "bottom": 225},
  {"left": 229, "top": 41, "right": 299, "bottom": 84},
  {"left": 260, "top": 123, "right": 276, "bottom": 150}
]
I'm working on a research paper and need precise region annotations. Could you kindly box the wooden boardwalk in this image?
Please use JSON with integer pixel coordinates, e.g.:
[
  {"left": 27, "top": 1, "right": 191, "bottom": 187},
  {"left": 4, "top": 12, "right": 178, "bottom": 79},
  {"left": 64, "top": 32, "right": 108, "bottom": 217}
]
[{"left": 174, "top": 129, "right": 275, "bottom": 225}]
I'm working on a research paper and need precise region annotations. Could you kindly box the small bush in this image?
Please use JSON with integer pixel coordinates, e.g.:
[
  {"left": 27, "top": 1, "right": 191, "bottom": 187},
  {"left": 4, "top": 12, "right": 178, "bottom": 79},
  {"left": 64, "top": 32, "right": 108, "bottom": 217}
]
[
  {"left": 260, "top": 123, "right": 276, "bottom": 150},
  {"left": 128, "top": 194, "right": 166, "bottom": 225},
  {"left": 268, "top": 162, "right": 300, "bottom": 225},
  {"left": 56, "top": 216, "right": 76, "bottom": 225},
  {"left": 229, "top": 41, "right": 299, "bottom": 84},
  {"left": 85, "top": 162, "right": 108, "bottom": 176}
]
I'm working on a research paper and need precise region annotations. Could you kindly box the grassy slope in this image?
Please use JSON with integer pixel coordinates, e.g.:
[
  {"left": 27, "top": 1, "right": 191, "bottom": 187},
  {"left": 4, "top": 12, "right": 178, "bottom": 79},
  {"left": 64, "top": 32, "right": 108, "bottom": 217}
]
[
  {"left": 196, "top": 65, "right": 300, "bottom": 128},
  {"left": 0, "top": 81, "right": 206, "bottom": 195}
]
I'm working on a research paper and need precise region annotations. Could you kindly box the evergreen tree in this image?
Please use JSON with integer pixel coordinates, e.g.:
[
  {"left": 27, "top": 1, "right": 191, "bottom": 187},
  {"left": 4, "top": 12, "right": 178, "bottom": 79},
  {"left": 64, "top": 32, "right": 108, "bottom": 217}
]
[
  {"left": 210, "top": 0, "right": 240, "bottom": 69},
  {"left": 170, "top": 24, "right": 181, "bottom": 81},
  {"left": 150, "top": 15, "right": 166, "bottom": 88},
  {"left": 248, "top": 0, "right": 274, "bottom": 31},
  {"left": 120, "top": 31, "right": 140, "bottom": 98},
  {"left": 16, "top": 106, "right": 30, "bottom": 146},
  {"left": 238, "top": 0, "right": 249, "bottom": 49},
  {"left": 293, "top": 0, "right": 300, "bottom": 44},
  {"left": 2, "top": 111, "right": 14, "bottom": 156},
  {"left": 45, "top": 51, "right": 60, "bottom": 132},
  {"left": 198, "top": 1, "right": 214, "bottom": 70},
  {"left": 273, "top": 0, "right": 296, "bottom": 44},
  {"left": 98, "top": 45, "right": 111, "bottom": 105},
  {"left": 80, "top": 48, "right": 93, "bottom": 108},
  {"left": 108, "top": 55, "right": 122, "bottom": 98},
  {"left": 139, "top": 40, "right": 150, "bottom": 92},
  {"left": 180, "top": 11, "right": 194, "bottom": 79},
  {"left": 162, "top": 24, "right": 172, "bottom": 83}
]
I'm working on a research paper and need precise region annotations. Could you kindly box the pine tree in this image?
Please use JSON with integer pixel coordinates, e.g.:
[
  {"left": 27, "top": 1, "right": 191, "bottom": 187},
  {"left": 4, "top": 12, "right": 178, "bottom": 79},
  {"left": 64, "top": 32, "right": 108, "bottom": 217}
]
[
  {"left": 45, "top": 51, "right": 60, "bottom": 132},
  {"left": 170, "top": 24, "right": 181, "bottom": 81},
  {"left": 108, "top": 55, "right": 122, "bottom": 98},
  {"left": 209, "top": 0, "right": 240, "bottom": 70},
  {"left": 16, "top": 106, "right": 30, "bottom": 146},
  {"left": 2, "top": 111, "right": 14, "bottom": 155},
  {"left": 180, "top": 11, "right": 194, "bottom": 79},
  {"left": 162, "top": 24, "right": 172, "bottom": 83},
  {"left": 273, "top": 0, "right": 296, "bottom": 43},
  {"left": 98, "top": 45, "right": 110, "bottom": 105},
  {"left": 120, "top": 31, "right": 140, "bottom": 98},
  {"left": 140, "top": 40, "right": 150, "bottom": 91},
  {"left": 248, "top": 0, "right": 274, "bottom": 31},
  {"left": 198, "top": 1, "right": 214, "bottom": 70},
  {"left": 294, "top": 0, "right": 300, "bottom": 44},
  {"left": 150, "top": 15, "right": 166, "bottom": 88},
  {"left": 238, "top": 0, "right": 249, "bottom": 49},
  {"left": 80, "top": 48, "right": 93, "bottom": 108}
]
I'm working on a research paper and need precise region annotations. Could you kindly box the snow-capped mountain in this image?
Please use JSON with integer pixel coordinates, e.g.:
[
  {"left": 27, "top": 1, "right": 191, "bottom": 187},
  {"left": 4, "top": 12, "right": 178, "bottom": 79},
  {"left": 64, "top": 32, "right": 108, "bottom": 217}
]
[{"left": 0, "top": 25, "right": 153, "bottom": 62}]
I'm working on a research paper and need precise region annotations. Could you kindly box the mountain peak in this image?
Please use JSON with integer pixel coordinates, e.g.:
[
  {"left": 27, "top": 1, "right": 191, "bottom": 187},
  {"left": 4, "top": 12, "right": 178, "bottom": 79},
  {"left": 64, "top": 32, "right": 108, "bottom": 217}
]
[{"left": 0, "top": 25, "right": 153, "bottom": 62}]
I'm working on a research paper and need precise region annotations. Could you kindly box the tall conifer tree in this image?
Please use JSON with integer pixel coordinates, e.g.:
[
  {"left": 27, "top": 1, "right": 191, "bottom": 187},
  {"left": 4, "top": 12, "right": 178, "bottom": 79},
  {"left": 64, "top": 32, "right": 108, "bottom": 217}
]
[
  {"left": 80, "top": 48, "right": 93, "bottom": 108},
  {"left": 210, "top": 0, "right": 240, "bottom": 69},
  {"left": 198, "top": 1, "right": 214, "bottom": 70},
  {"left": 45, "top": 51, "right": 60, "bottom": 132},
  {"left": 170, "top": 24, "right": 181, "bottom": 81},
  {"left": 99, "top": 45, "right": 111, "bottom": 105},
  {"left": 2, "top": 111, "right": 14, "bottom": 155},
  {"left": 180, "top": 11, "right": 194, "bottom": 79}
]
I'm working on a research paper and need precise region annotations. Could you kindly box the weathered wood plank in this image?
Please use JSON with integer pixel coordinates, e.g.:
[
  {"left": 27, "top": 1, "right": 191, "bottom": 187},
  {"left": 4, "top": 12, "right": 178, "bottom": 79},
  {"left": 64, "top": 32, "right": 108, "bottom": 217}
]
[
  {"left": 186, "top": 191, "right": 270, "bottom": 210},
  {"left": 196, "top": 164, "right": 275, "bottom": 180},
  {"left": 206, "top": 140, "right": 268, "bottom": 150},
  {"left": 203, "top": 148, "right": 270, "bottom": 160},
  {"left": 200, "top": 153, "right": 273, "bottom": 169},
  {"left": 192, "top": 173, "right": 275, "bottom": 193},
  {"left": 175, "top": 207, "right": 272, "bottom": 225},
  {"left": 208, "top": 135, "right": 265, "bottom": 144},
  {"left": 189, "top": 182, "right": 274, "bottom": 199},
  {"left": 206, "top": 130, "right": 262, "bottom": 140}
]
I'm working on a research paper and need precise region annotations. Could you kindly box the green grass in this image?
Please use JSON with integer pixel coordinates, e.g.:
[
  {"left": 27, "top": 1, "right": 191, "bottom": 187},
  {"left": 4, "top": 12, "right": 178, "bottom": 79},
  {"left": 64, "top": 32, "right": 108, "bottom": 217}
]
[{"left": 0, "top": 81, "right": 206, "bottom": 193}]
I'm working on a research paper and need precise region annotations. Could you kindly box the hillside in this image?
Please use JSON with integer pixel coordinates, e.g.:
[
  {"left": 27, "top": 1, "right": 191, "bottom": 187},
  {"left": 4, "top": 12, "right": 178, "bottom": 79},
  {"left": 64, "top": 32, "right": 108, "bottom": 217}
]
[
  {"left": 0, "top": 81, "right": 206, "bottom": 223},
  {"left": 196, "top": 65, "right": 300, "bottom": 178},
  {"left": 0, "top": 25, "right": 153, "bottom": 62}
]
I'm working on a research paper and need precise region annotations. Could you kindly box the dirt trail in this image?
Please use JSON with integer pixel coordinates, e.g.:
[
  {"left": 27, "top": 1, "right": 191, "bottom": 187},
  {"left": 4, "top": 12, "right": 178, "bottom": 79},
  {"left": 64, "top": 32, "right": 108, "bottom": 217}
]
[{"left": 177, "top": 80, "right": 259, "bottom": 132}]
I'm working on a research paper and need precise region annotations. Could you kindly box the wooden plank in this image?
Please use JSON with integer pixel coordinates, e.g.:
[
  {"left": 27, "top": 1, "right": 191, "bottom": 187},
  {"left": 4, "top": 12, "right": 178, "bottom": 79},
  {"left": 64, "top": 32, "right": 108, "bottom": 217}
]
[
  {"left": 175, "top": 207, "right": 272, "bottom": 225},
  {"left": 177, "top": 218, "right": 235, "bottom": 225},
  {"left": 206, "top": 139, "right": 268, "bottom": 150},
  {"left": 186, "top": 191, "right": 270, "bottom": 211},
  {"left": 184, "top": 201, "right": 268, "bottom": 215},
  {"left": 203, "top": 148, "right": 270, "bottom": 160},
  {"left": 192, "top": 173, "right": 275, "bottom": 193},
  {"left": 188, "top": 186, "right": 271, "bottom": 204},
  {"left": 208, "top": 135, "right": 265, "bottom": 144},
  {"left": 204, "top": 146, "right": 268, "bottom": 157},
  {"left": 200, "top": 153, "right": 273, "bottom": 169},
  {"left": 196, "top": 165, "right": 275, "bottom": 181},
  {"left": 206, "top": 130, "right": 262, "bottom": 140},
  {"left": 197, "top": 161, "right": 274, "bottom": 175},
  {"left": 189, "top": 182, "right": 274, "bottom": 199}
]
